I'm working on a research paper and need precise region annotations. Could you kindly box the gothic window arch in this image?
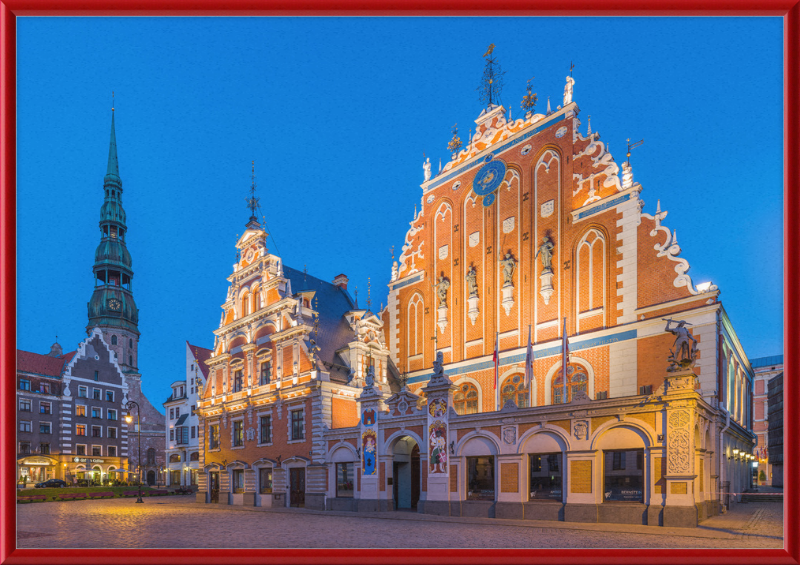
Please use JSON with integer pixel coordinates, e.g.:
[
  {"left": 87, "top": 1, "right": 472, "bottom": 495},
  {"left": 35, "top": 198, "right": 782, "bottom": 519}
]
[
  {"left": 146, "top": 448, "right": 156, "bottom": 465},
  {"left": 252, "top": 284, "right": 262, "bottom": 311},
  {"left": 407, "top": 293, "right": 424, "bottom": 358},
  {"left": 454, "top": 382, "right": 479, "bottom": 415},
  {"left": 129, "top": 338, "right": 133, "bottom": 348},
  {"left": 575, "top": 228, "right": 606, "bottom": 331},
  {"left": 111, "top": 335, "right": 117, "bottom": 345},
  {"left": 500, "top": 374, "right": 529, "bottom": 408},
  {"left": 552, "top": 363, "right": 589, "bottom": 404}
]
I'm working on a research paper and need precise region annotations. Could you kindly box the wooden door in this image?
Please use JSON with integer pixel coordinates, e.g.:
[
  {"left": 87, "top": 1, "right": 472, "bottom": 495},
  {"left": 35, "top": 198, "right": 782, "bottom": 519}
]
[
  {"left": 289, "top": 468, "right": 305, "bottom": 507},
  {"left": 209, "top": 471, "right": 219, "bottom": 503}
]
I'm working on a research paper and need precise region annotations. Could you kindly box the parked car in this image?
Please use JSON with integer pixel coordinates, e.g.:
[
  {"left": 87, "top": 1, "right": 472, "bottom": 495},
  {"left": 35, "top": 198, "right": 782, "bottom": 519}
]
[{"left": 34, "top": 479, "right": 67, "bottom": 489}]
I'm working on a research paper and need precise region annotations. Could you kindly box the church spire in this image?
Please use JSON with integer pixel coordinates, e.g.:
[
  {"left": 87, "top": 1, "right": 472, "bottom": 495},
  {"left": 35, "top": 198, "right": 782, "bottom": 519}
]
[{"left": 105, "top": 93, "right": 120, "bottom": 181}]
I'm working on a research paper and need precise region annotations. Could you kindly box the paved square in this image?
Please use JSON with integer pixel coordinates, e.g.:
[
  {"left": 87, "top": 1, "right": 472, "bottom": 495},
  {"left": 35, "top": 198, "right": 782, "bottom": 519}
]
[{"left": 16, "top": 497, "right": 784, "bottom": 549}]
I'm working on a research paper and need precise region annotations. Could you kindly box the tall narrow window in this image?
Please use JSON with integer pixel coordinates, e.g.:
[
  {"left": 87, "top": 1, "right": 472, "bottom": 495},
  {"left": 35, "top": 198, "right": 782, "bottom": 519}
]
[
  {"left": 209, "top": 424, "right": 220, "bottom": 449},
  {"left": 291, "top": 410, "right": 304, "bottom": 440},
  {"left": 259, "top": 467, "right": 273, "bottom": 494},
  {"left": 232, "top": 469, "right": 244, "bottom": 493},
  {"left": 575, "top": 229, "right": 606, "bottom": 332},
  {"left": 112, "top": 335, "right": 117, "bottom": 345},
  {"left": 233, "top": 420, "right": 243, "bottom": 447},
  {"left": 233, "top": 370, "right": 243, "bottom": 393},
  {"left": 259, "top": 415, "right": 272, "bottom": 444},
  {"left": 466, "top": 456, "right": 495, "bottom": 500},
  {"left": 259, "top": 361, "right": 271, "bottom": 386},
  {"left": 241, "top": 292, "right": 250, "bottom": 317},
  {"left": 336, "top": 463, "right": 354, "bottom": 498}
]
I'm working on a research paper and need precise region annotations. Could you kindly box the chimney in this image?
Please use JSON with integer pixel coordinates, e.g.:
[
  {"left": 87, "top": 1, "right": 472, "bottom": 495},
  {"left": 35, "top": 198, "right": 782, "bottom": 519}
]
[{"left": 332, "top": 274, "right": 349, "bottom": 290}]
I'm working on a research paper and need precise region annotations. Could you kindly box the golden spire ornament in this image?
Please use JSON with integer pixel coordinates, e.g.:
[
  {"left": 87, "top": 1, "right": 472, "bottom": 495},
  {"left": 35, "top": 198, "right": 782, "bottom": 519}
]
[
  {"left": 447, "top": 123, "right": 462, "bottom": 159},
  {"left": 521, "top": 77, "right": 537, "bottom": 118}
]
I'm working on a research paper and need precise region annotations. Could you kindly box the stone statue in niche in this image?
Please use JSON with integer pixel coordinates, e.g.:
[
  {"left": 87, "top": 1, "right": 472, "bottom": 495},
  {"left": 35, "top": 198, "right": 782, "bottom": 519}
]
[
  {"left": 466, "top": 265, "right": 478, "bottom": 298},
  {"left": 664, "top": 318, "right": 698, "bottom": 371},
  {"left": 534, "top": 236, "right": 555, "bottom": 272},
  {"left": 436, "top": 274, "right": 450, "bottom": 308},
  {"left": 499, "top": 252, "right": 517, "bottom": 287}
]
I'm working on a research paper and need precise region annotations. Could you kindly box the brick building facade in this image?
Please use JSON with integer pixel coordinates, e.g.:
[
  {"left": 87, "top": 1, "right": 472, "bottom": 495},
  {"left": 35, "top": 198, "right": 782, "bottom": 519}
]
[
  {"left": 750, "top": 355, "right": 782, "bottom": 485},
  {"left": 195, "top": 61, "right": 756, "bottom": 527}
]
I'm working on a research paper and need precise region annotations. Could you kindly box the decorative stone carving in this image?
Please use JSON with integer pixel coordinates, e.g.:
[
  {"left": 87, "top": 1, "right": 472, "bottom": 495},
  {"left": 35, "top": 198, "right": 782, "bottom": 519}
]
[
  {"left": 502, "top": 216, "right": 515, "bottom": 233},
  {"left": 667, "top": 410, "right": 691, "bottom": 474},
  {"left": 428, "top": 351, "right": 453, "bottom": 387},
  {"left": 664, "top": 319, "right": 698, "bottom": 371},
  {"left": 246, "top": 427, "right": 256, "bottom": 441},
  {"left": 541, "top": 200, "right": 554, "bottom": 218},
  {"left": 499, "top": 252, "right": 517, "bottom": 286},
  {"left": 423, "top": 157, "right": 431, "bottom": 181},
  {"left": 502, "top": 426, "right": 517, "bottom": 445},
  {"left": 563, "top": 75, "right": 574, "bottom": 106},
  {"left": 570, "top": 390, "right": 592, "bottom": 404},
  {"left": 534, "top": 236, "right": 554, "bottom": 271},
  {"left": 436, "top": 274, "right": 450, "bottom": 308},
  {"left": 438, "top": 244, "right": 448, "bottom": 260},
  {"left": 573, "top": 420, "right": 588, "bottom": 440},
  {"left": 466, "top": 265, "right": 480, "bottom": 325},
  {"left": 468, "top": 231, "right": 480, "bottom": 247}
]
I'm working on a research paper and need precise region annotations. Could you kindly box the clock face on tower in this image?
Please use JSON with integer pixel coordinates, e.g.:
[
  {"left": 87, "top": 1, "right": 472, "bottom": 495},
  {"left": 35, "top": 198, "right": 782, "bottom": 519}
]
[{"left": 107, "top": 298, "right": 122, "bottom": 312}]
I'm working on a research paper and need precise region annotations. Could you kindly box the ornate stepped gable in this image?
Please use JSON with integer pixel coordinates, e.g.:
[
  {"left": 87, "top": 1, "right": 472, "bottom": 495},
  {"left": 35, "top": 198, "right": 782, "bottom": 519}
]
[{"left": 384, "top": 68, "right": 725, "bottom": 415}]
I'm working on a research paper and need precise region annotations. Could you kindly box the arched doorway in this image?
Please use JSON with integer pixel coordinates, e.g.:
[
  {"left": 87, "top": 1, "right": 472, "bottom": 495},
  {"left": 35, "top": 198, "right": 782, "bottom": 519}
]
[
  {"left": 391, "top": 437, "right": 420, "bottom": 511},
  {"left": 147, "top": 470, "right": 156, "bottom": 485}
]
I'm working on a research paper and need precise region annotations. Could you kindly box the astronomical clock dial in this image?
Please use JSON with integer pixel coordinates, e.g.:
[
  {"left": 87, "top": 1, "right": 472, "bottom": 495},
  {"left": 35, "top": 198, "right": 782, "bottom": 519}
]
[{"left": 107, "top": 298, "right": 122, "bottom": 312}]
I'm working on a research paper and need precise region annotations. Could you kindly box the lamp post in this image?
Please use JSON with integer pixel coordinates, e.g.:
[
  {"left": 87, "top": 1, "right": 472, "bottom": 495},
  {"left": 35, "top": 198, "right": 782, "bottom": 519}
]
[{"left": 124, "top": 400, "right": 144, "bottom": 503}]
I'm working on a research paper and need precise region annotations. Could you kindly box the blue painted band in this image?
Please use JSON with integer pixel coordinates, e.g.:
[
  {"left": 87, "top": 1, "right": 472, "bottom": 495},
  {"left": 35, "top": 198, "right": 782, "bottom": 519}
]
[{"left": 575, "top": 192, "right": 631, "bottom": 220}]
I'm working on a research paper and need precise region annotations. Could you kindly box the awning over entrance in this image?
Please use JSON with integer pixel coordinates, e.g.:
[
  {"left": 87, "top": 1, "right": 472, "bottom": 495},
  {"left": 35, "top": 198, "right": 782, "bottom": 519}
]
[{"left": 17, "top": 455, "right": 58, "bottom": 466}]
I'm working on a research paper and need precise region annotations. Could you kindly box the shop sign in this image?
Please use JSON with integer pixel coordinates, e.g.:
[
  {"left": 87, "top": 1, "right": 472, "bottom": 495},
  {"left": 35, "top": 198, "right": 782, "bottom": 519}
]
[{"left": 72, "top": 457, "right": 105, "bottom": 463}]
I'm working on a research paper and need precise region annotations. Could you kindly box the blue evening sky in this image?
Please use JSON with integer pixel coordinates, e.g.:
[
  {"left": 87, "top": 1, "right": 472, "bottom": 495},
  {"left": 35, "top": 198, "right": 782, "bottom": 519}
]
[{"left": 16, "top": 17, "right": 783, "bottom": 407}]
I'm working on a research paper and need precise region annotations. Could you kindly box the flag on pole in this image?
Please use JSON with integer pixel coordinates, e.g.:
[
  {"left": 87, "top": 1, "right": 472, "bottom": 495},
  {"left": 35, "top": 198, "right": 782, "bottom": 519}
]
[
  {"left": 493, "top": 331, "right": 499, "bottom": 390},
  {"left": 561, "top": 318, "right": 569, "bottom": 403},
  {"left": 524, "top": 325, "right": 533, "bottom": 390}
]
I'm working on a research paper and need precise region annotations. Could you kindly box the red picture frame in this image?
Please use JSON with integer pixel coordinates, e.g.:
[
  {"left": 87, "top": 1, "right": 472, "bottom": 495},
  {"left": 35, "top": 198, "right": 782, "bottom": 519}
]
[{"left": 1, "top": 3, "right": 797, "bottom": 564}]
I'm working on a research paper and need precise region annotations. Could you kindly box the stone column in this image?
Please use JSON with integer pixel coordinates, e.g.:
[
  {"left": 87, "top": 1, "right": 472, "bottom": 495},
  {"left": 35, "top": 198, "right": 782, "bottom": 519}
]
[
  {"left": 662, "top": 369, "right": 700, "bottom": 527},
  {"left": 421, "top": 352, "right": 457, "bottom": 516},
  {"left": 357, "top": 364, "right": 384, "bottom": 512},
  {"left": 218, "top": 468, "right": 231, "bottom": 505}
]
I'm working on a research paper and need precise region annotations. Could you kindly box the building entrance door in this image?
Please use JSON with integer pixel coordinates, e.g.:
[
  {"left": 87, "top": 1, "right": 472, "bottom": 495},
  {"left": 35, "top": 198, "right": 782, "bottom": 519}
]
[
  {"left": 209, "top": 471, "right": 219, "bottom": 503},
  {"left": 393, "top": 439, "right": 420, "bottom": 510},
  {"left": 289, "top": 468, "right": 305, "bottom": 507}
]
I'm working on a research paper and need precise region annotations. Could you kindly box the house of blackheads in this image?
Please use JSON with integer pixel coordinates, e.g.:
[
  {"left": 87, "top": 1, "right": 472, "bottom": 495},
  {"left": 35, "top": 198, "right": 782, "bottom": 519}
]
[{"left": 194, "top": 56, "right": 756, "bottom": 528}]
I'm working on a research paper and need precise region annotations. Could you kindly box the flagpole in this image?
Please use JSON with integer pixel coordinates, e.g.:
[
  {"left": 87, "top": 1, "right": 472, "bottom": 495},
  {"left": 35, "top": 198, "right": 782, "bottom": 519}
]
[{"left": 562, "top": 318, "right": 568, "bottom": 404}]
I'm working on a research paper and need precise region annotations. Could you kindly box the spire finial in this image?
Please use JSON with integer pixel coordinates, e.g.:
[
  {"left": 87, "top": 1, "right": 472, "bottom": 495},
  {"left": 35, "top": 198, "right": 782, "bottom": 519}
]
[
  {"left": 105, "top": 100, "right": 120, "bottom": 179},
  {"left": 479, "top": 44, "right": 504, "bottom": 108},
  {"left": 245, "top": 161, "right": 261, "bottom": 229},
  {"left": 626, "top": 138, "right": 644, "bottom": 165},
  {"left": 367, "top": 277, "right": 371, "bottom": 310},
  {"left": 521, "top": 76, "right": 537, "bottom": 117},
  {"left": 354, "top": 286, "right": 359, "bottom": 309},
  {"left": 112, "top": 91, "right": 115, "bottom": 112},
  {"left": 570, "top": 61, "right": 575, "bottom": 77},
  {"left": 447, "top": 123, "right": 462, "bottom": 157},
  {"left": 390, "top": 245, "right": 395, "bottom": 261}
]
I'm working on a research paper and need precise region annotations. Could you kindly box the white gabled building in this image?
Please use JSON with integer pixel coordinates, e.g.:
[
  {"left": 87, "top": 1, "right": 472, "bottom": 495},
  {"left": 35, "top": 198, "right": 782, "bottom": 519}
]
[{"left": 163, "top": 341, "right": 211, "bottom": 487}]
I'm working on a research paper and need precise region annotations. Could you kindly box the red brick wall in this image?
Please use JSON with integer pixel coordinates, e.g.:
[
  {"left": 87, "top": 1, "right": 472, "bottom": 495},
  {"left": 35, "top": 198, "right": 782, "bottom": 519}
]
[{"left": 331, "top": 397, "right": 358, "bottom": 429}]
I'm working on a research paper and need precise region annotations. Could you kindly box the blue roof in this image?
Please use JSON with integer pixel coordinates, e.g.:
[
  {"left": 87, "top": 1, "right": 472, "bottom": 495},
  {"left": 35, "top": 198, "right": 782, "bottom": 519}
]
[{"left": 750, "top": 355, "right": 783, "bottom": 368}]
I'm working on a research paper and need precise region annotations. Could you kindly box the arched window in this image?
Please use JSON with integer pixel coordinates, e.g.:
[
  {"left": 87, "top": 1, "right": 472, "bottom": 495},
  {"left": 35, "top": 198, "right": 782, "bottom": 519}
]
[
  {"left": 454, "top": 382, "right": 479, "bottom": 415},
  {"left": 241, "top": 292, "right": 250, "bottom": 318},
  {"left": 170, "top": 453, "right": 181, "bottom": 463},
  {"left": 501, "top": 375, "right": 529, "bottom": 408},
  {"left": 407, "top": 294, "right": 424, "bottom": 358},
  {"left": 129, "top": 338, "right": 133, "bottom": 348},
  {"left": 252, "top": 286, "right": 261, "bottom": 311},
  {"left": 111, "top": 335, "right": 117, "bottom": 345},
  {"left": 552, "top": 364, "right": 589, "bottom": 404},
  {"left": 146, "top": 447, "right": 156, "bottom": 465},
  {"left": 190, "top": 452, "right": 199, "bottom": 461}
]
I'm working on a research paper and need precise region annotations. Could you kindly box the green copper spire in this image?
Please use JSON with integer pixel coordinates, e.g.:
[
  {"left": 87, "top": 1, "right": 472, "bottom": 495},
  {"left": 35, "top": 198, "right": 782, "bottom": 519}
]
[
  {"left": 105, "top": 100, "right": 120, "bottom": 181},
  {"left": 88, "top": 103, "right": 139, "bottom": 337}
]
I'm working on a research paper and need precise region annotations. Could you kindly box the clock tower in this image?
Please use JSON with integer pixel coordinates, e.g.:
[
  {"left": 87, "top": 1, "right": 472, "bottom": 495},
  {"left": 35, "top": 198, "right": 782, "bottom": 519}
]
[{"left": 86, "top": 105, "right": 140, "bottom": 374}]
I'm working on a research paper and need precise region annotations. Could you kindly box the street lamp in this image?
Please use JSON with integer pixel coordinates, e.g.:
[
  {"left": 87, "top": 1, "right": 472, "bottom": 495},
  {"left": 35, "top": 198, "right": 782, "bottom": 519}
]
[{"left": 124, "top": 400, "right": 144, "bottom": 503}]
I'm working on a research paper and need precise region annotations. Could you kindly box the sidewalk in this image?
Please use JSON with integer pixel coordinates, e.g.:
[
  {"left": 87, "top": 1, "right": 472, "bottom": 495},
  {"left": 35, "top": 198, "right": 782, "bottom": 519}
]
[{"left": 167, "top": 499, "right": 783, "bottom": 542}]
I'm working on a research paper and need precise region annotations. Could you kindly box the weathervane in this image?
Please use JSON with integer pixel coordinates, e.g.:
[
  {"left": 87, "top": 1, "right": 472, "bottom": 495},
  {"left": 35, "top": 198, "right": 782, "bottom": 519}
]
[
  {"left": 626, "top": 138, "right": 644, "bottom": 165},
  {"left": 390, "top": 245, "right": 395, "bottom": 261},
  {"left": 367, "top": 277, "right": 372, "bottom": 310},
  {"left": 447, "top": 123, "right": 462, "bottom": 157},
  {"left": 521, "top": 76, "right": 537, "bottom": 117},
  {"left": 478, "top": 43, "right": 505, "bottom": 108},
  {"left": 570, "top": 61, "right": 575, "bottom": 77},
  {"left": 245, "top": 161, "right": 260, "bottom": 226}
]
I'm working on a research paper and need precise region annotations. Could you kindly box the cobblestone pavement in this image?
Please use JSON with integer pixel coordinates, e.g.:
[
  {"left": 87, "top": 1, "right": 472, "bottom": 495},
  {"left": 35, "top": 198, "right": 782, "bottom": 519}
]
[{"left": 16, "top": 496, "right": 784, "bottom": 549}]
